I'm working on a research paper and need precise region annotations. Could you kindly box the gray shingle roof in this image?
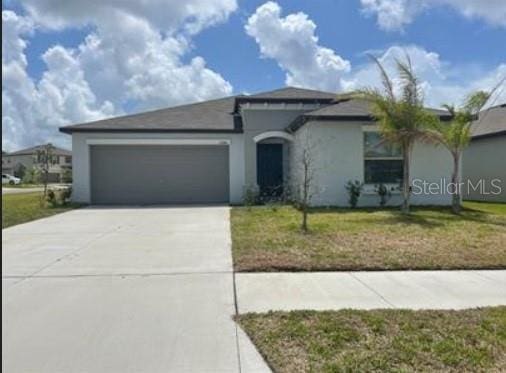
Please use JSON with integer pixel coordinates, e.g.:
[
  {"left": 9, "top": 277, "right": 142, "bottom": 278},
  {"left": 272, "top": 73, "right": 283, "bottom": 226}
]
[
  {"left": 303, "top": 98, "right": 451, "bottom": 118},
  {"left": 7, "top": 144, "right": 71, "bottom": 156},
  {"left": 471, "top": 104, "right": 506, "bottom": 139},
  {"left": 60, "top": 87, "right": 339, "bottom": 133},
  {"left": 59, "top": 87, "right": 459, "bottom": 134},
  {"left": 60, "top": 96, "right": 239, "bottom": 133},
  {"left": 245, "top": 87, "right": 336, "bottom": 100}
]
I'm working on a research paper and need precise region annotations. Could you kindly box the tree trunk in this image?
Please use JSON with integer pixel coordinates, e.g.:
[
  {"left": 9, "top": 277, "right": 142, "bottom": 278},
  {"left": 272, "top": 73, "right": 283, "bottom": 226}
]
[
  {"left": 43, "top": 171, "right": 48, "bottom": 197},
  {"left": 302, "top": 208, "right": 308, "bottom": 232},
  {"left": 301, "top": 163, "right": 309, "bottom": 232},
  {"left": 401, "top": 144, "right": 411, "bottom": 214},
  {"left": 451, "top": 152, "right": 461, "bottom": 214}
]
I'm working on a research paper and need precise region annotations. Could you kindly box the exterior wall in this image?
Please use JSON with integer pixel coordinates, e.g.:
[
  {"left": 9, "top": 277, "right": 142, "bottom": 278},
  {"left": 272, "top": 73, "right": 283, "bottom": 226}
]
[
  {"left": 2, "top": 154, "right": 35, "bottom": 175},
  {"left": 241, "top": 105, "right": 320, "bottom": 188},
  {"left": 290, "top": 121, "right": 453, "bottom": 207},
  {"left": 462, "top": 135, "right": 506, "bottom": 202},
  {"left": 70, "top": 132, "right": 245, "bottom": 204}
]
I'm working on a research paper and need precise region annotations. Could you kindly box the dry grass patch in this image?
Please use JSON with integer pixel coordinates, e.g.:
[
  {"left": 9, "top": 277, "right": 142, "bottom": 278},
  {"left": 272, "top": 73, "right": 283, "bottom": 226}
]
[
  {"left": 231, "top": 202, "right": 506, "bottom": 271},
  {"left": 237, "top": 307, "right": 506, "bottom": 372}
]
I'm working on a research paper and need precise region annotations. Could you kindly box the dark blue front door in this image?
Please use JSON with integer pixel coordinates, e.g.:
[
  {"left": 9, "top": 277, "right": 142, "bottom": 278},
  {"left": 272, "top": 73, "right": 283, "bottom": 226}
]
[{"left": 257, "top": 143, "right": 283, "bottom": 197}]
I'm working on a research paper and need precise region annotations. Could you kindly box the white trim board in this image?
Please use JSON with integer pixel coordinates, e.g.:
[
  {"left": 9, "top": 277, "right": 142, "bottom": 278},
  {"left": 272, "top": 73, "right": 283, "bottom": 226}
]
[{"left": 86, "top": 139, "right": 231, "bottom": 146}]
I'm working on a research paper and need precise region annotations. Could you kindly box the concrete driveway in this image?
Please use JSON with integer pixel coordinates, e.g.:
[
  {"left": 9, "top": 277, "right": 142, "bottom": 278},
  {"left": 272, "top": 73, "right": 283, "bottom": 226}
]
[{"left": 2, "top": 206, "right": 268, "bottom": 373}]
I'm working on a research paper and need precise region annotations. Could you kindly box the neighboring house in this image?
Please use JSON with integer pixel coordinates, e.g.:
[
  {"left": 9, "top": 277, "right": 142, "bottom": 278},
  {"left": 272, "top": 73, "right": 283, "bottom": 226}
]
[
  {"left": 2, "top": 144, "right": 72, "bottom": 183},
  {"left": 463, "top": 104, "right": 506, "bottom": 202},
  {"left": 60, "top": 87, "right": 454, "bottom": 206}
]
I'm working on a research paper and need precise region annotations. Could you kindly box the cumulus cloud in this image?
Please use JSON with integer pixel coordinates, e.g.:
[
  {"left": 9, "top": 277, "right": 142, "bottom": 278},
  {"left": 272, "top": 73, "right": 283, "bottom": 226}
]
[
  {"left": 74, "top": 11, "right": 233, "bottom": 110},
  {"left": 2, "top": 10, "right": 114, "bottom": 150},
  {"left": 21, "top": 0, "right": 237, "bottom": 35},
  {"left": 2, "top": 1, "right": 236, "bottom": 150},
  {"left": 245, "top": 3, "right": 505, "bottom": 108},
  {"left": 343, "top": 45, "right": 506, "bottom": 108},
  {"left": 361, "top": 0, "right": 506, "bottom": 31},
  {"left": 245, "top": 1, "right": 350, "bottom": 92}
]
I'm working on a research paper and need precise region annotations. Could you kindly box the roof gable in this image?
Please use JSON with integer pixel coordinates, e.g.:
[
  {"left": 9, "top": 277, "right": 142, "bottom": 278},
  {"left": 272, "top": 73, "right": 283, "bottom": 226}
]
[
  {"left": 7, "top": 144, "right": 71, "bottom": 156},
  {"left": 245, "top": 86, "right": 336, "bottom": 100},
  {"left": 471, "top": 104, "right": 506, "bottom": 139}
]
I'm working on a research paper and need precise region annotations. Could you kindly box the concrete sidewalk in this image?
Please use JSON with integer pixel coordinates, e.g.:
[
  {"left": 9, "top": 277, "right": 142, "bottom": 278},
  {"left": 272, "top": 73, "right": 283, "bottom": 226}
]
[
  {"left": 236, "top": 270, "right": 506, "bottom": 313},
  {"left": 2, "top": 184, "right": 69, "bottom": 195}
]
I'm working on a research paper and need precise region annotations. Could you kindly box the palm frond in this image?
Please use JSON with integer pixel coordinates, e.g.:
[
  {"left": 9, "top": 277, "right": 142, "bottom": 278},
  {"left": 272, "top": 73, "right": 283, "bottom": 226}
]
[
  {"left": 396, "top": 57, "right": 423, "bottom": 107},
  {"left": 367, "top": 53, "right": 395, "bottom": 101}
]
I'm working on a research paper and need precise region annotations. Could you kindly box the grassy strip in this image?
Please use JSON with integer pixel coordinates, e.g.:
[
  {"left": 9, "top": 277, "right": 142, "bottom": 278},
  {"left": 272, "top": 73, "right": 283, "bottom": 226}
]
[{"left": 237, "top": 307, "right": 506, "bottom": 372}]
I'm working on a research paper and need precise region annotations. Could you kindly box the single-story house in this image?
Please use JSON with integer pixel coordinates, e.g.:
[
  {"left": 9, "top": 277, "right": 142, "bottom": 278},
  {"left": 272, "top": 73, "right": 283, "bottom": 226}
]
[
  {"left": 2, "top": 144, "right": 72, "bottom": 182},
  {"left": 60, "top": 87, "right": 455, "bottom": 206},
  {"left": 463, "top": 104, "right": 506, "bottom": 203}
]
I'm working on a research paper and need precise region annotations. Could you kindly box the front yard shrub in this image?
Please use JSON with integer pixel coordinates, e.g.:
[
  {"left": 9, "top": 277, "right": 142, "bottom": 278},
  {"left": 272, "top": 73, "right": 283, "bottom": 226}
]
[
  {"left": 345, "top": 180, "right": 363, "bottom": 208},
  {"left": 59, "top": 186, "right": 72, "bottom": 205},
  {"left": 375, "top": 183, "right": 392, "bottom": 207},
  {"left": 46, "top": 189, "right": 58, "bottom": 207}
]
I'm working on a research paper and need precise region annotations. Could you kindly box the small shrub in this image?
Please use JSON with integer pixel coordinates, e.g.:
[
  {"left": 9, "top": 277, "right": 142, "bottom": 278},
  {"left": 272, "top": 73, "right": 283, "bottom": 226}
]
[
  {"left": 345, "top": 180, "right": 363, "bottom": 208},
  {"left": 46, "top": 189, "right": 58, "bottom": 207},
  {"left": 59, "top": 186, "right": 72, "bottom": 205},
  {"left": 375, "top": 183, "right": 392, "bottom": 207},
  {"left": 243, "top": 185, "right": 260, "bottom": 207}
]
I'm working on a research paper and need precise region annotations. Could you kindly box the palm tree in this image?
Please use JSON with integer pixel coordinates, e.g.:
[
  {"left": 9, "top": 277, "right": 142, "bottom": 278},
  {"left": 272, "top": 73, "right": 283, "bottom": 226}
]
[
  {"left": 429, "top": 91, "right": 493, "bottom": 214},
  {"left": 357, "top": 54, "right": 438, "bottom": 213}
]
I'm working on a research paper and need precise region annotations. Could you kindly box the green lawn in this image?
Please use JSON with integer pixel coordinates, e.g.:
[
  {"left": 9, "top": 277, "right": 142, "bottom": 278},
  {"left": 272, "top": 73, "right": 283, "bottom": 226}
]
[
  {"left": 2, "top": 192, "right": 80, "bottom": 229},
  {"left": 237, "top": 307, "right": 506, "bottom": 372},
  {"left": 231, "top": 202, "right": 506, "bottom": 271}
]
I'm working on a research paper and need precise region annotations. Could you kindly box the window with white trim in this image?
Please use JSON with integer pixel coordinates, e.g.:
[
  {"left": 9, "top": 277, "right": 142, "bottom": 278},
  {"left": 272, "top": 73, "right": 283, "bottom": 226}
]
[{"left": 364, "top": 131, "right": 403, "bottom": 184}]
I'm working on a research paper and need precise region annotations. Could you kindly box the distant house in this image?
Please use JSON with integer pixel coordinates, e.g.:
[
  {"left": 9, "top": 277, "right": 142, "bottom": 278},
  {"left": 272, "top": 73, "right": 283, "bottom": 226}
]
[
  {"left": 2, "top": 144, "right": 72, "bottom": 183},
  {"left": 463, "top": 104, "right": 506, "bottom": 202}
]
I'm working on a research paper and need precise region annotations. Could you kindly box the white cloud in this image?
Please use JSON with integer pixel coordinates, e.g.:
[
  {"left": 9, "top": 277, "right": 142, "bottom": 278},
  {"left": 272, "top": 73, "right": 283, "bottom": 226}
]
[
  {"left": 343, "top": 45, "right": 506, "bottom": 108},
  {"left": 21, "top": 0, "right": 237, "bottom": 35},
  {"left": 361, "top": 0, "right": 506, "bottom": 31},
  {"left": 2, "top": 10, "right": 114, "bottom": 151},
  {"left": 2, "top": 1, "right": 236, "bottom": 150},
  {"left": 245, "top": 1, "right": 350, "bottom": 92},
  {"left": 245, "top": 3, "right": 505, "bottom": 108},
  {"left": 74, "top": 11, "right": 233, "bottom": 110}
]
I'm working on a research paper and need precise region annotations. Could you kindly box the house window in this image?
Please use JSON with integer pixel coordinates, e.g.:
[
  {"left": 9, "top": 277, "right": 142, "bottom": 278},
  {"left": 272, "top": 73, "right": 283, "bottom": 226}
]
[
  {"left": 65, "top": 156, "right": 71, "bottom": 163},
  {"left": 364, "top": 131, "right": 403, "bottom": 184}
]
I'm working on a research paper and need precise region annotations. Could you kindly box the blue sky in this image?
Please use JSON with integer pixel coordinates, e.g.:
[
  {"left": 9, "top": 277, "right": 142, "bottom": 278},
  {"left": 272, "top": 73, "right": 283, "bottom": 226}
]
[
  {"left": 192, "top": 0, "right": 506, "bottom": 94},
  {"left": 2, "top": 0, "right": 506, "bottom": 150}
]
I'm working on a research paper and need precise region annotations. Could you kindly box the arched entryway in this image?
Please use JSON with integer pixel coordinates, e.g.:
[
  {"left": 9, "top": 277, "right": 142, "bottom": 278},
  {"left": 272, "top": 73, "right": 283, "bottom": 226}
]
[{"left": 253, "top": 131, "right": 294, "bottom": 199}]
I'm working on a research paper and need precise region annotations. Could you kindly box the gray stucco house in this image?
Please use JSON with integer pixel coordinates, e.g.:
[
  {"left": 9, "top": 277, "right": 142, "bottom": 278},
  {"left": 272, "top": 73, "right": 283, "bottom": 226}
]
[
  {"left": 60, "top": 87, "right": 455, "bottom": 206},
  {"left": 2, "top": 144, "right": 72, "bottom": 182},
  {"left": 463, "top": 104, "right": 506, "bottom": 202}
]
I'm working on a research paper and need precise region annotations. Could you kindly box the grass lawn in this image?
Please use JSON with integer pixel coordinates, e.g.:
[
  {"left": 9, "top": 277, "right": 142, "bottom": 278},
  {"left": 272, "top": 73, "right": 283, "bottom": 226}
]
[
  {"left": 231, "top": 202, "right": 506, "bottom": 271},
  {"left": 2, "top": 192, "right": 80, "bottom": 229},
  {"left": 237, "top": 307, "right": 506, "bottom": 372}
]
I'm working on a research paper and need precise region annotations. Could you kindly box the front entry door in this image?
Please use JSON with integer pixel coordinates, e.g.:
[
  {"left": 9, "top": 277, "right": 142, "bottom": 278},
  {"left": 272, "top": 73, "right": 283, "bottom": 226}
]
[{"left": 257, "top": 143, "right": 283, "bottom": 198}]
